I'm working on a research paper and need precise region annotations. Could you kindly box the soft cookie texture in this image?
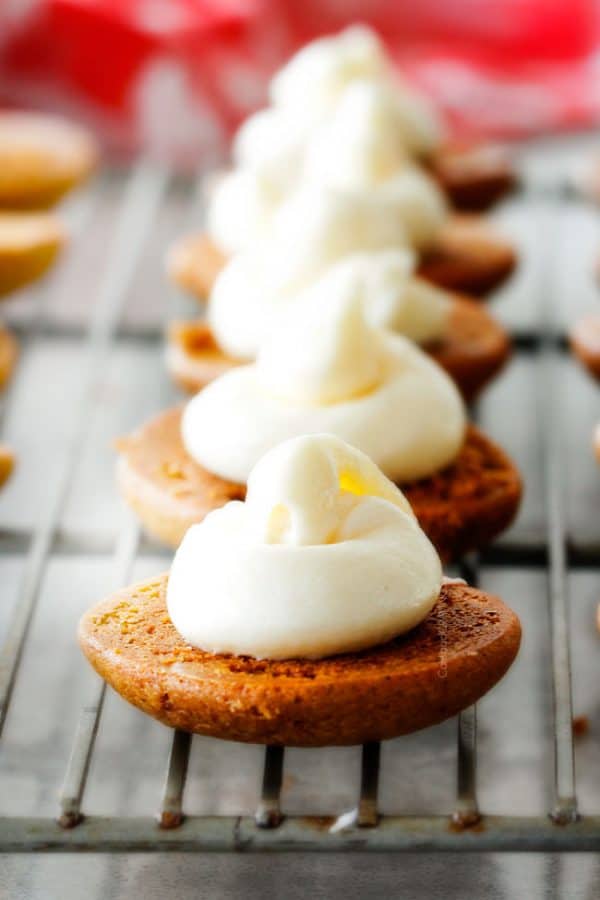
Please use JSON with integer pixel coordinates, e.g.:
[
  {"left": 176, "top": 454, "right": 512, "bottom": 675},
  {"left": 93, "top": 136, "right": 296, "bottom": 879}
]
[
  {"left": 426, "top": 296, "right": 511, "bottom": 402},
  {"left": 116, "top": 410, "right": 522, "bottom": 561},
  {"left": 167, "top": 233, "right": 226, "bottom": 303},
  {"left": 417, "top": 215, "right": 516, "bottom": 296},
  {"left": 168, "top": 216, "right": 515, "bottom": 303},
  {"left": 166, "top": 320, "right": 238, "bottom": 394},
  {"left": 0, "top": 212, "right": 66, "bottom": 296},
  {"left": 0, "top": 111, "right": 98, "bottom": 209},
  {"left": 428, "top": 144, "right": 517, "bottom": 212},
  {"left": 166, "top": 296, "right": 510, "bottom": 404},
  {"left": 79, "top": 577, "right": 521, "bottom": 747},
  {"left": 0, "top": 443, "right": 15, "bottom": 488},
  {"left": 0, "top": 324, "right": 18, "bottom": 390}
]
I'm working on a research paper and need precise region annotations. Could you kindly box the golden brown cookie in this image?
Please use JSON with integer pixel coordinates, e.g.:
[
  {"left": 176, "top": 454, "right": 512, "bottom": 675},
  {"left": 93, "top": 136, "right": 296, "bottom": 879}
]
[
  {"left": 166, "top": 297, "right": 510, "bottom": 404},
  {"left": 401, "top": 428, "right": 521, "bottom": 563},
  {"left": 0, "top": 323, "right": 18, "bottom": 389},
  {"left": 0, "top": 212, "right": 66, "bottom": 296},
  {"left": 166, "top": 233, "right": 226, "bottom": 303},
  {"left": 428, "top": 143, "right": 517, "bottom": 212},
  {"left": 425, "top": 296, "right": 511, "bottom": 402},
  {"left": 115, "top": 410, "right": 245, "bottom": 549},
  {"left": 165, "top": 320, "right": 238, "bottom": 394},
  {"left": 0, "top": 111, "right": 98, "bottom": 209},
  {"left": 79, "top": 577, "right": 521, "bottom": 747},
  {"left": 417, "top": 215, "right": 516, "bottom": 296},
  {"left": 0, "top": 443, "right": 14, "bottom": 488},
  {"left": 569, "top": 313, "right": 600, "bottom": 381},
  {"left": 116, "top": 411, "right": 521, "bottom": 562},
  {"left": 168, "top": 216, "right": 516, "bottom": 304}
]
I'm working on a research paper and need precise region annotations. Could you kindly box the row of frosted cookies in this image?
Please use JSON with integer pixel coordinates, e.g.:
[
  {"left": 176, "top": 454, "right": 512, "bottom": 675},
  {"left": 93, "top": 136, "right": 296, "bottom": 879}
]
[
  {"left": 166, "top": 26, "right": 516, "bottom": 404},
  {"left": 0, "top": 111, "right": 98, "bottom": 488},
  {"left": 80, "top": 27, "right": 524, "bottom": 751}
]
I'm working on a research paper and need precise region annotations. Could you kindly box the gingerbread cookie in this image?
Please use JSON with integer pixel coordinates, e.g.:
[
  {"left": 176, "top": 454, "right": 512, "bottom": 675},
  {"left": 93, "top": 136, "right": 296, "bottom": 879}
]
[
  {"left": 0, "top": 212, "right": 66, "bottom": 296},
  {"left": 79, "top": 577, "right": 520, "bottom": 747},
  {"left": 168, "top": 215, "right": 515, "bottom": 304},
  {"left": 0, "top": 323, "right": 18, "bottom": 389},
  {"left": 429, "top": 144, "right": 517, "bottom": 212},
  {"left": 166, "top": 296, "right": 510, "bottom": 404},
  {"left": 0, "top": 443, "right": 14, "bottom": 488},
  {"left": 0, "top": 111, "right": 98, "bottom": 209},
  {"left": 417, "top": 215, "right": 516, "bottom": 296},
  {"left": 116, "top": 411, "right": 521, "bottom": 562}
]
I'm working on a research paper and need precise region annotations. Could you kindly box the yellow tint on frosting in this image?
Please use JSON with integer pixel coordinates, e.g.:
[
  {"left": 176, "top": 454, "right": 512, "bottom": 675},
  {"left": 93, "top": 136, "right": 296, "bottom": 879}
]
[{"left": 167, "top": 434, "right": 442, "bottom": 659}]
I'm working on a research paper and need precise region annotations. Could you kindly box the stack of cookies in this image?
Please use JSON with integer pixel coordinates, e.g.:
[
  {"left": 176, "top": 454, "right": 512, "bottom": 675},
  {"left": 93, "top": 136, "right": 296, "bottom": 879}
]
[
  {"left": 80, "top": 27, "right": 523, "bottom": 749},
  {"left": 0, "top": 111, "right": 98, "bottom": 488}
]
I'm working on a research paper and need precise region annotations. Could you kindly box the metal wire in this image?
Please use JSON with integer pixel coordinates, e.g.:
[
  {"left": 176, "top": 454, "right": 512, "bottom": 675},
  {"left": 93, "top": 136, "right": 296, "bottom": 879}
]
[
  {"left": 58, "top": 517, "right": 140, "bottom": 828},
  {"left": 535, "top": 199, "right": 579, "bottom": 825},
  {"left": 357, "top": 742, "right": 381, "bottom": 827},
  {"left": 158, "top": 731, "right": 193, "bottom": 830},
  {"left": 255, "top": 746, "right": 285, "bottom": 828},
  {"left": 0, "top": 162, "right": 169, "bottom": 738}
]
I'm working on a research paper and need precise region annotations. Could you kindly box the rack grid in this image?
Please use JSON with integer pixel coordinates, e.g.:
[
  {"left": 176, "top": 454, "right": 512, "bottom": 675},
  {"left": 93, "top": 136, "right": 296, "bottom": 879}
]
[{"left": 0, "top": 154, "right": 599, "bottom": 853}]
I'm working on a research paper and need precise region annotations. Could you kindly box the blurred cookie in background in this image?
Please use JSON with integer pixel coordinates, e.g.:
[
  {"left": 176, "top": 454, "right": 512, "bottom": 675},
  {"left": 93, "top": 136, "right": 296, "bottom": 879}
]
[
  {"left": 0, "top": 111, "right": 98, "bottom": 209},
  {"left": 0, "top": 211, "right": 66, "bottom": 296}
]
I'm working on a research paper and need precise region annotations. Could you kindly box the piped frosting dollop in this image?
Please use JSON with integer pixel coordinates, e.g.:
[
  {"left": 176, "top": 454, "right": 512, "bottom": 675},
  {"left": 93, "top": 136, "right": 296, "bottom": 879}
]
[
  {"left": 167, "top": 433, "right": 443, "bottom": 659},
  {"left": 184, "top": 277, "right": 466, "bottom": 484}
]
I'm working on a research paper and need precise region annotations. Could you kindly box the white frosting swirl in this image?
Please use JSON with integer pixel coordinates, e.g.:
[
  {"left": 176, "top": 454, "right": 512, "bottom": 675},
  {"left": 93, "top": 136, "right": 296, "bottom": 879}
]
[
  {"left": 270, "top": 26, "right": 440, "bottom": 156},
  {"left": 167, "top": 433, "right": 442, "bottom": 659},
  {"left": 205, "top": 169, "right": 278, "bottom": 257},
  {"left": 232, "top": 108, "right": 309, "bottom": 193},
  {"left": 206, "top": 26, "right": 445, "bottom": 256},
  {"left": 184, "top": 282, "right": 466, "bottom": 485},
  {"left": 209, "top": 239, "right": 450, "bottom": 361},
  {"left": 303, "top": 80, "right": 428, "bottom": 186}
]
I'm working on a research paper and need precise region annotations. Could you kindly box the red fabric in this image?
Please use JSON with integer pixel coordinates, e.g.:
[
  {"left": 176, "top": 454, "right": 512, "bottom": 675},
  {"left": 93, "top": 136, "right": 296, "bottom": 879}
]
[{"left": 1, "top": 0, "right": 599, "bottom": 164}]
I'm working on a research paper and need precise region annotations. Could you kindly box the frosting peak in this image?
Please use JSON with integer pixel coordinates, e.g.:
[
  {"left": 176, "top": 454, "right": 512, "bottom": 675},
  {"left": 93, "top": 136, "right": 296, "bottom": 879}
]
[
  {"left": 263, "top": 185, "right": 408, "bottom": 295},
  {"left": 207, "top": 183, "right": 412, "bottom": 360},
  {"left": 269, "top": 26, "right": 440, "bottom": 155},
  {"left": 167, "top": 434, "right": 442, "bottom": 659},
  {"left": 270, "top": 26, "right": 388, "bottom": 122},
  {"left": 246, "top": 433, "right": 413, "bottom": 547},
  {"left": 256, "top": 276, "right": 384, "bottom": 405},
  {"left": 206, "top": 26, "right": 445, "bottom": 257},
  {"left": 184, "top": 287, "right": 466, "bottom": 486},
  {"left": 304, "top": 80, "right": 412, "bottom": 188},
  {"left": 209, "top": 239, "right": 450, "bottom": 362}
]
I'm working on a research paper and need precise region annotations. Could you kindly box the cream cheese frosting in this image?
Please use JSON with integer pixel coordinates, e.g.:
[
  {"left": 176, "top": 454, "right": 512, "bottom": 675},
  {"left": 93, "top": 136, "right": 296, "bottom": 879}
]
[
  {"left": 205, "top": 169, "right": 278, "bottom": 257},
  {"left": 206, "top": 26, "right": 446, "bottom": 256},
  {"left": 183, "top": 283, "right": 466, "bottom": 485},
  {"left": 167, "top": 433, "right": 442, "bottom": 660},
  {"left": 270, "top": 26, "right": 441, "bottom": 156},
  {"left": 209, "top": 239, "right": 450, "bottom": 361}
]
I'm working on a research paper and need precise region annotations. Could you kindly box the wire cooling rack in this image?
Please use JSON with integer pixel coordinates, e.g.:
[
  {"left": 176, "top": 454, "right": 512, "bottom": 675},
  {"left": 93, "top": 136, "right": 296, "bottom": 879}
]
[{"left": 0, "top": 147, "right": 599, "bottom": 853}]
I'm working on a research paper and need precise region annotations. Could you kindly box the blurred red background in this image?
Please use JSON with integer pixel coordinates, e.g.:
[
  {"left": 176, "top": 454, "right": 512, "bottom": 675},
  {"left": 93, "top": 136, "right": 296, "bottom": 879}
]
[{"left": 1, "top": 0, "right": 599, "bottom": 165}]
